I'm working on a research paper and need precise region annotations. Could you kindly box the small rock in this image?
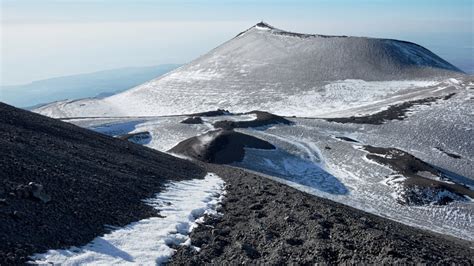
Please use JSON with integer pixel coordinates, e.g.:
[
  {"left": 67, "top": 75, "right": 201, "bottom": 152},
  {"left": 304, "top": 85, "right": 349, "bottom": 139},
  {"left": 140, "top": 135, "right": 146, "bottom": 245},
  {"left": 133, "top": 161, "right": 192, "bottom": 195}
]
[
  {"left": 286, "top": 238, "right": 304, "bottom": 246},
  {"left": 239, "top": 242, "right": 260, "bottom": 259},
  {"left": 249, "top": 203, "right": 263, "bottom": 210},
  {"left": 11, "top": 210, "right": 23, "bottom": 220},
  {"left": 310, "top": 213, "right": 322, "bottom": 220},
  {"left": 15, "top": 184, "right": 31, "bottom": 198},
  {"left": 382, "top": 246, "right": 399, "bottom": 257},
  {"left": 212, "top": 228, "right": 230, "bottom": 237},
  {"left": 29, "top": 182, "right": 51, "bottom": 203},
  {"left": 265, "top": 232, "right": 275, "bottom": 241},
  {"left": 284, "top": 215, "right": 295, "bottom": 223},
  {"left": 181, "top": 116, "right": 204, "bottom": 124}
]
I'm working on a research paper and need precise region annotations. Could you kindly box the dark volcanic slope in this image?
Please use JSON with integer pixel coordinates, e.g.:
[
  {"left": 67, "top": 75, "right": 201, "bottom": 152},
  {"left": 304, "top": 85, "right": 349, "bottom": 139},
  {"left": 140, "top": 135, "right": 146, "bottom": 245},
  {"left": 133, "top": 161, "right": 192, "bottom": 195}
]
[
  {"left": 363, "top": 145, "right": 474, "bottom": 205},
  {"left": 326, "top": 93, "right": 456, "bottom": 125},
  {"left": 0, "top": 103, "right": 205, "bottom": 264},
  {"left": 172, "top": 164, "right": 474, "bottom": 265},
  {"left": 169, "top": 129, "right": 275, "bottom": 164},
  {"left": 213, "top": 111, "right": 292, "bottom": 130}
]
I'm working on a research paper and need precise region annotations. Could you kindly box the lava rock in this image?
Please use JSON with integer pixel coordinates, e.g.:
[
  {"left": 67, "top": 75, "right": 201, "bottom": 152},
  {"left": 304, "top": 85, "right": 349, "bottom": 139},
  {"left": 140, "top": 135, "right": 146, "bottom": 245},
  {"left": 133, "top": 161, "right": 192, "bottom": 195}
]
[
  {"left": 363, "top": 145, "right": 473, "bottom": 205},
  {"left": 169, "top": 129, "right": 275, "bottom": 164},
  {"left": 213, "top": 111, "right": 292, "bottom": 130},
  {"left": 180, "top": 116, "right": 204, "bottom": 124}
]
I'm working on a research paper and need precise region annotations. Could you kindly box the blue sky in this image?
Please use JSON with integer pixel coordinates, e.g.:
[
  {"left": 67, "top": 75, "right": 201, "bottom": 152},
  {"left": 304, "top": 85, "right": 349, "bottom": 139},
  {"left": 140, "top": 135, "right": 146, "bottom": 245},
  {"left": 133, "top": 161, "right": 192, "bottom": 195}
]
[{"left": 1, "top": 0, "right": 473, "bottom": 85}]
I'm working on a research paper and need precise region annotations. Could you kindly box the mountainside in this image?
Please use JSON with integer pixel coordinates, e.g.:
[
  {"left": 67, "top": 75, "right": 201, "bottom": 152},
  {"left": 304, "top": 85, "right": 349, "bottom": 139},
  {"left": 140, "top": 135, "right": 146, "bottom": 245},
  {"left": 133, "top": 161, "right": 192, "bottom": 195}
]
[
  {"left": 0, "top": 102, "right": 205, "bottom": 264},
  {"left": 34, "top": 22, "right": 463, "bottom": 118}
]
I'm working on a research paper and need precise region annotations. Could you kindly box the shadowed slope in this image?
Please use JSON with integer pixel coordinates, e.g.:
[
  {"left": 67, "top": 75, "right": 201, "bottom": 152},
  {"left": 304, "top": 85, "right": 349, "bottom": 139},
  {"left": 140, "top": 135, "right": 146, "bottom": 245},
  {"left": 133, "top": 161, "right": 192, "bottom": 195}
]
[
  {"left": 169, "top": 129, "right": 275, "bottom": 164},
  {"left": 0, "top": 103, "right": 205, "bottom": 264}
]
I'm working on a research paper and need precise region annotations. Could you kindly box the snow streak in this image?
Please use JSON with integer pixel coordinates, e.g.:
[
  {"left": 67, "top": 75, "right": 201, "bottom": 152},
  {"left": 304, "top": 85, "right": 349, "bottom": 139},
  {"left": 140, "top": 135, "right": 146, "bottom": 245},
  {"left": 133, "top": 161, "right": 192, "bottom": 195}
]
[{"left": 30, "top": 173, "right": 225, "bottom": 265}]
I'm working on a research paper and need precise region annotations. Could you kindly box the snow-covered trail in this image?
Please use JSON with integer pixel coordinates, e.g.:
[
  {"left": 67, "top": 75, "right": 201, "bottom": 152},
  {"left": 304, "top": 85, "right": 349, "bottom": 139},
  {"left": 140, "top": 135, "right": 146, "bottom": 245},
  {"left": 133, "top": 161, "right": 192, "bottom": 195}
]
[{"left": 29, "top": 173, "right": 225, "bottom": 265}]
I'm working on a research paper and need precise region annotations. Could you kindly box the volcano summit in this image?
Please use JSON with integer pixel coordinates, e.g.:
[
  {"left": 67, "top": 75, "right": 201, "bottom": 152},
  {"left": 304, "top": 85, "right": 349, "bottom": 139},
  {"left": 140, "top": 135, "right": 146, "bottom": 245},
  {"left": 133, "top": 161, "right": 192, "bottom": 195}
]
[{"left": 35, "top": 22, "right": 463, "bottom": 118}]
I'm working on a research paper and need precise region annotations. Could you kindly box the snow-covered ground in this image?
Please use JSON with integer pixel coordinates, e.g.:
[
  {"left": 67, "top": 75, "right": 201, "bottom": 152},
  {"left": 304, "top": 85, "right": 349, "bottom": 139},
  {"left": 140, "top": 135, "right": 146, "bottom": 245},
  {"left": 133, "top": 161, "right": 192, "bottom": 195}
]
[
  {"left": 236, "top": 126, "right": 473, "bottom": 241},
  {"left": 33, "top": 79, "right": 449, "bottom": 118},
  {"left": 62, "top": 76, "right": 473, "bottom": 241},
  {"left": 30, "top": 173, "right": 225, "bottom": 265}
]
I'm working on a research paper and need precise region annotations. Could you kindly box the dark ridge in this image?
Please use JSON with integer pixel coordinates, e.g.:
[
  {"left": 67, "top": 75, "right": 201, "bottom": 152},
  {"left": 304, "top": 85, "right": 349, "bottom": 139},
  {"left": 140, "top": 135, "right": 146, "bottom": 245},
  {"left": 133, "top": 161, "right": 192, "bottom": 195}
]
[
  {"left": 213, "top": 111, "right": 292, "bottom": 130},
  {"left": 0, "top": 102, "right": 205, "bottom": 265},
  {"left": 181, "top": 116, "right": 204, "bottom": 124},
  {"left": 170, "top": 163, "right": 474, "bottom": 264},
  {"left": 435, "top": 147, "right": 462, "bottom": 159},
  {"left": 255, "top": 22, "right": 348, "bottom": 39},
  {"left": 236, "top": 22, "right": 348, "bottom": 39},
  {"left": 363, "top": 145, "right": 473, "bottom": 205},
  {"left": 168, "top": 129, "right": 275, "bottom": 164},
  {"left": 335, "top": 136, "right": 359, "bottom": 143},
  {"left": 326, "top": 93, "right": 456, "bottom": 125},
  {"left": 255, "top": 21, "right": 274, "bottom": 29},
  {"left": 271, "top": 28, "right": 347, "bottom": 39},
  {"left": 188, "top": 109, "right": 230, "bottom": 117}
]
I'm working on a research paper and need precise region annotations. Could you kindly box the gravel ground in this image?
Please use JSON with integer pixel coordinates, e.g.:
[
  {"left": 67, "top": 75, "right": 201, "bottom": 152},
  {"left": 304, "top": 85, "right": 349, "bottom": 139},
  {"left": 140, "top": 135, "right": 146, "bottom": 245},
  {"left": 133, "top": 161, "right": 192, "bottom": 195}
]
[
  {"left": 171, "top": 163, "right": 474, "bottom": 265},
  {"left": 0, "top": 103, "right": 205, "bottom": 264}
]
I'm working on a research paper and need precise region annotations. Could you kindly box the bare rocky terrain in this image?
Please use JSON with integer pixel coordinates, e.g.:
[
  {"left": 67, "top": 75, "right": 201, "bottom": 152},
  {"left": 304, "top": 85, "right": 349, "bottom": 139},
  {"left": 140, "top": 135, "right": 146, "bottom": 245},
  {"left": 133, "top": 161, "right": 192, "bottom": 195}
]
[
  {"left": 0, "top": 103, "right": 205, "bottom": 264},
  {"left": 325, "top": 92, "right": 456, "bottom": 125},
  {"left": 172, "top": 163, "right": 474, "bottom": 265},
  {"left": 363, "top": 145, "right": 474, "bottom": 205}
]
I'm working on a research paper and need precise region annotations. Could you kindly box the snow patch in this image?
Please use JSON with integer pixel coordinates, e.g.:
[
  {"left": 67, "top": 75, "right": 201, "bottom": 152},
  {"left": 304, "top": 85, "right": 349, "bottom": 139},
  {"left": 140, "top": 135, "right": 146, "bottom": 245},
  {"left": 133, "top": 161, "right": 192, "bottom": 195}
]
[
  {"left": 29, "top": 173, "right": 225, "bottom": 265},
  {"left": 92, "top": 120, "right": 145, "bottom": 136},
  {"left": 236, "top": 148, "right": 348, "bottom": 195},
  {"left": 448, "top": 78, "right": 460, "bottom": 85}
]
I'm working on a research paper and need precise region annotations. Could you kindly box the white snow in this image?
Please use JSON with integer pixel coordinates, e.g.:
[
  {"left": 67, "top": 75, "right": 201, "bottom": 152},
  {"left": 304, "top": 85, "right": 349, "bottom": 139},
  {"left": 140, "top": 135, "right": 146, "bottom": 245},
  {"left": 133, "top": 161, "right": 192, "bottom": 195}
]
[
  {"left": 235, "top": 147, "right": 348, "bottom": 195},
  {"left": 33, "top": 79, "right": 442, "bottom": 118},
  {"left": 255, "top": 25, "right": 272, "bottom": 31},
  {"left": 92, "top": 120, "right": 145, "bottom": 137},
  {"left": 29, "top": 173, "right": 225, "bottom": 265}
]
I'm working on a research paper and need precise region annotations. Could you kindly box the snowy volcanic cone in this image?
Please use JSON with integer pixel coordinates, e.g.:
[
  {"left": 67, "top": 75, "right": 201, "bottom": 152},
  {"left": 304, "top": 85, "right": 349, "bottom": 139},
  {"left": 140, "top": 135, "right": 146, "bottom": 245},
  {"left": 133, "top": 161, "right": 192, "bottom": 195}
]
[{"left": 35, "top": 22, "right": 464, "bottom": 118}]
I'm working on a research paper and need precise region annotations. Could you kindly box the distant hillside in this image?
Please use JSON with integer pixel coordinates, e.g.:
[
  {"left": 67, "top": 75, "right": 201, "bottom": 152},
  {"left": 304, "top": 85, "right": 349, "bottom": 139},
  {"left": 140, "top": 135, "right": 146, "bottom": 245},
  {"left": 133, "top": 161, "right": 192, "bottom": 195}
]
[{"left": 1, "top": 64, "right": 180, "bottom": 108}]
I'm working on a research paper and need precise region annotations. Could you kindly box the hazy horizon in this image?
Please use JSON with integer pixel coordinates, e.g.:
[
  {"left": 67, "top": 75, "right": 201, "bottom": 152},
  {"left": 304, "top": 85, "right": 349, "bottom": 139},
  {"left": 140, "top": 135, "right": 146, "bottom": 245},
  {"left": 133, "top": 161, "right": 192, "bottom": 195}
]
[{"left": 1, "top": 0, "right": 473, "bottom": 86}]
